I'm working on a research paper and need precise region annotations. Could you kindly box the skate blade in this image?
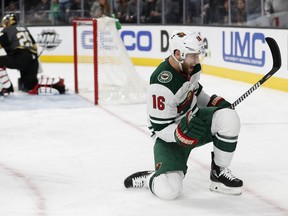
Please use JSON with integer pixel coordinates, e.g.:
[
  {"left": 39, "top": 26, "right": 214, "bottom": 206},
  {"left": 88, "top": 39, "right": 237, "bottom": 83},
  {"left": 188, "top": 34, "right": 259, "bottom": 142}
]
[{"left": 209, "top": 181, "right": 242, "bottom": 196}]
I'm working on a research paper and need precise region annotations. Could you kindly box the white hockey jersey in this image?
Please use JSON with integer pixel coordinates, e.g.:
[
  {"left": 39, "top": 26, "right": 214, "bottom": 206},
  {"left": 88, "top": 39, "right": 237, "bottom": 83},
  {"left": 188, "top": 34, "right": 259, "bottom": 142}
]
[{"left": 147, "top": 58, "right": 211, "bottom": 143}]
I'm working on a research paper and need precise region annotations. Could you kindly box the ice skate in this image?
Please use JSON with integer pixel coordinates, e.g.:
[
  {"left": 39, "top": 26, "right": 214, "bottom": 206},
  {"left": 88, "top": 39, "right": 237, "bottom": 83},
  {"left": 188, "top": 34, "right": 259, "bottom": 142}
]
[
  {"left": 124, "top": 171, "right": 154, "bottom": 188},
  {"left": 210, "top": 152, "right": 243, "bottom": 195}
]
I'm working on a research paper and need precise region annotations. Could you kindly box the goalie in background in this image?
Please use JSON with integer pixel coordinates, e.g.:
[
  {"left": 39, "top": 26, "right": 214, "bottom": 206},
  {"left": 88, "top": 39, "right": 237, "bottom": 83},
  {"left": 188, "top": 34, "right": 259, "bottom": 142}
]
[
  {"left": 124, "top": 30, "right": 243, "bottom": 199},
  {"left": 0, "top": 13, "right": 65, "bottom": 96}
]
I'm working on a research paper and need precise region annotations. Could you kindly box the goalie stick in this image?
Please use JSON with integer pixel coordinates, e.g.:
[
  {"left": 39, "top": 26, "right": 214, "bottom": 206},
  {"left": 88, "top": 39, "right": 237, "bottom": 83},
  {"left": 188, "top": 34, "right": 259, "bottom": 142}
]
[
  {"left": 37, "top": 43, "right": 48, "bottom": 58},
  {"left": 230, "top": 37, "right": 282, "bottom": 109}
]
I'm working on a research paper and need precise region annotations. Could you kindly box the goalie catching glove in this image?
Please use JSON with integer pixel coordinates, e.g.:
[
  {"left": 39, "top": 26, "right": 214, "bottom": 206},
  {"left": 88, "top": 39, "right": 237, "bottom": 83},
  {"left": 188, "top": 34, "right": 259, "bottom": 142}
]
[
  {"left": 207, "top": 94, "right": 231, "bottom": 109},
  {"left": 174, "top": 109, "right": 207, "bottom": 147}
]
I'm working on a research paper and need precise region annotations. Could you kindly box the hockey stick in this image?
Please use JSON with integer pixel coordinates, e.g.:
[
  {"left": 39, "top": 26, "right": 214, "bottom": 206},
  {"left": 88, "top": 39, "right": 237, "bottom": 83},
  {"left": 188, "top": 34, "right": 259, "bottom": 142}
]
[
  {"left": 230, "top": 37, "right": 282, "bottom": 109},
  {"left": 37, "top": 42, "right": 49, "bottom": 58}
]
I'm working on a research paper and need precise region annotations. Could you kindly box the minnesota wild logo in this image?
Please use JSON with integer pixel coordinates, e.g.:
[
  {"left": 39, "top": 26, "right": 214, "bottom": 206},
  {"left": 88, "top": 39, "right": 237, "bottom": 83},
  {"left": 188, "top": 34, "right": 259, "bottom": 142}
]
[
  {"left": 157, "top": 71, "right": 173, "bottom": 83},
  {"left": 155, "top": 162, "right": 162, "bottom": 171}
]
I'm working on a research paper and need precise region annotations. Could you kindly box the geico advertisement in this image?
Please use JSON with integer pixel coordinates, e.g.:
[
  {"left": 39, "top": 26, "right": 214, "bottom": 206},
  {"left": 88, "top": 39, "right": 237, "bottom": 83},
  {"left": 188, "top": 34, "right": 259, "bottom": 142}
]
[
  {"left": 120, "top": 26, "right": 168, "bottom": 58},
  {"left": 27, "top": 25, "right": 287, "bottom": 78}
]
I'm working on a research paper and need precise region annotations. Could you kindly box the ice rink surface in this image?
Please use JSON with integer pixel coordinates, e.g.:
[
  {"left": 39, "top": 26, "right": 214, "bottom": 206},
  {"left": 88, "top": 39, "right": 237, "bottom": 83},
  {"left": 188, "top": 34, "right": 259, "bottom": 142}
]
[{"left": 1, "top": 63, "right": 288, "bottom": 216}]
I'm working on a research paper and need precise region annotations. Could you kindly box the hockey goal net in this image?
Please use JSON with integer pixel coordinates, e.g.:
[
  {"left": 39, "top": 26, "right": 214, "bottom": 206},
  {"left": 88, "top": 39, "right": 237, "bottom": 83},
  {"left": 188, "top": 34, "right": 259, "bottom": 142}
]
[{"left": 73, "top": 17, "right": 146, "bottom": 105}]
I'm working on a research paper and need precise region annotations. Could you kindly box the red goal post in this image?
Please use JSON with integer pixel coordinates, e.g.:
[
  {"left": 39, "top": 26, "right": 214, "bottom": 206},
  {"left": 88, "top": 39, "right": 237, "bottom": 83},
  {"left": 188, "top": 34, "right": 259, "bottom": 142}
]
[
  {"left": 72, "top": 17, "right": 146, "bottom": 105},
  {"left": 73, "top": 18, "right": 98, "bottom": 104}
]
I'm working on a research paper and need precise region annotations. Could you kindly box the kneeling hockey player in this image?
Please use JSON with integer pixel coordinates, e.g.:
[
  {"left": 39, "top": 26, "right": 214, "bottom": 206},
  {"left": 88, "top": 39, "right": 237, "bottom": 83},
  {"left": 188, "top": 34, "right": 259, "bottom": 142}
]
[
  {"left": 0, "top": 13, "right": 65, "bottom": 96},
  {"left": 124, "top": 30, "right": 243, "bottom": 199}
]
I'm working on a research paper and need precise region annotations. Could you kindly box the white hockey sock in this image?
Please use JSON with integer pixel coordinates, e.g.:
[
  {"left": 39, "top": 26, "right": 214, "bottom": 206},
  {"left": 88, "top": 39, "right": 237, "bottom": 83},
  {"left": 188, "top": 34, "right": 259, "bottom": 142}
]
[{"left": 0, "top": 67, "right": 12, "bottom": 89}]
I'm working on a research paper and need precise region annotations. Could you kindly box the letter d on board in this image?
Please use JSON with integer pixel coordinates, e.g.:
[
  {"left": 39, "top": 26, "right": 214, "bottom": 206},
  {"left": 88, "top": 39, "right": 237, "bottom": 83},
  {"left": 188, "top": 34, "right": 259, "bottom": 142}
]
[{"left": 161, "top": 30, "right": 169, "bottom": 52}]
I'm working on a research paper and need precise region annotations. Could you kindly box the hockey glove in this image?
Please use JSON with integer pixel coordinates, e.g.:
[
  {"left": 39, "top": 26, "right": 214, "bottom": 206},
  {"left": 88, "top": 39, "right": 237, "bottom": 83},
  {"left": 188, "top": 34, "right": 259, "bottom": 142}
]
[
  {"left": 174, "top": 110, "right": 207, "bottom": 147},
  {"left": 208, "top": 94, "right": 231, "bottom": 109}
]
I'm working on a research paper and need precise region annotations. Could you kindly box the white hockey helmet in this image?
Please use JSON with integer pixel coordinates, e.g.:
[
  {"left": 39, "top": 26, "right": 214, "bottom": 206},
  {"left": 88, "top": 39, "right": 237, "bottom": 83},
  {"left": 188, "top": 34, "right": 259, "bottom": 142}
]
[{"left": 169, "top": 30, "right": 204, "bottom": 60}]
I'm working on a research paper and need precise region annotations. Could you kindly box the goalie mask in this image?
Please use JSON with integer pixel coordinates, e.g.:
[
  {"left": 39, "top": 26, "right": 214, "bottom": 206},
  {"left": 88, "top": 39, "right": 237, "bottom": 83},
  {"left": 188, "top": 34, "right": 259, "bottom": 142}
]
[
  {"left": 169, "top": 30, "right": 205, "bottom": 63},
  {"left": 1, "top": 13, "right": 17, "bottom": 28}
]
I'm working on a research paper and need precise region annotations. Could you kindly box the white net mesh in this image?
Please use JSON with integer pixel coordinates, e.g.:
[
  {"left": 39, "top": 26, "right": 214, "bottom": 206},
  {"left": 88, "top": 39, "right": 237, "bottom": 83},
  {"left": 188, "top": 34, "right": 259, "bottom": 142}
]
[{"left": 74, "top": 17, "right": 147, "bottom": 104}]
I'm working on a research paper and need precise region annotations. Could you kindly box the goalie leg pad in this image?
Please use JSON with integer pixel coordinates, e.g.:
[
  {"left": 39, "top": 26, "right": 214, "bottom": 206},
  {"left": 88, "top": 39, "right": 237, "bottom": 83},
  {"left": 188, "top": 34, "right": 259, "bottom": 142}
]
[
  {"left": 0, "top": 67, "right": 12, "bottom": 89},
  {"left": 150, "top": 171, "right": 184, "bottom": 200},
  {"left": 28, "top": 76, "right": 66, "bottom": 95},
  {"left": 0, "top": 67, "right": 14, "bottom": 96}
]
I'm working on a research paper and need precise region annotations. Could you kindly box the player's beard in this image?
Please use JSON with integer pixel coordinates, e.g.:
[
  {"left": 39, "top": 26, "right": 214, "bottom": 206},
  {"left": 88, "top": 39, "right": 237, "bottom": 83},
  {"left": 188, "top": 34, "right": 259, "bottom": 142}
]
[{"left": 181, "top": 62, "right": 194, "bottom": 75}]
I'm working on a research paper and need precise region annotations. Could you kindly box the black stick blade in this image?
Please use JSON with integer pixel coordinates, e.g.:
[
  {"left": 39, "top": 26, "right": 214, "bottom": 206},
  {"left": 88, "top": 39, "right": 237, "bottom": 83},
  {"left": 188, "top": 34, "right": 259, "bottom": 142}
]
[{"left": 265, "top": 37, "right": 282, "bottom": 73}]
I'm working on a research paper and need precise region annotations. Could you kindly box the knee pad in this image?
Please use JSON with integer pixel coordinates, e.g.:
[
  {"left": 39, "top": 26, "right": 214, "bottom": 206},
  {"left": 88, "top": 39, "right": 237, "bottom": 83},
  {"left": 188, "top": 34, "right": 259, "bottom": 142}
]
[
  {"left": 211, "top": 108, "right": 240, "bottom": 136},
  {"left": 150, "top": 171, "right": 184, "bottom": 200}
]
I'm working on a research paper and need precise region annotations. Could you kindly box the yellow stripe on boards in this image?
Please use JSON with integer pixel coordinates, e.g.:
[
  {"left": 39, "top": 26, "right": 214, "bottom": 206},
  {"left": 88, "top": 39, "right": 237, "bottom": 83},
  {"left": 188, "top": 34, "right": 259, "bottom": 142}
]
[
  {"left": 131, "top": 58, "right": 162, "bottom": 67},
  {"left": 40, "top": 56, "right": 73, "bottom": 63},
  {"left": 202, "top": 64, "right": 288, "bottom": 92}
]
